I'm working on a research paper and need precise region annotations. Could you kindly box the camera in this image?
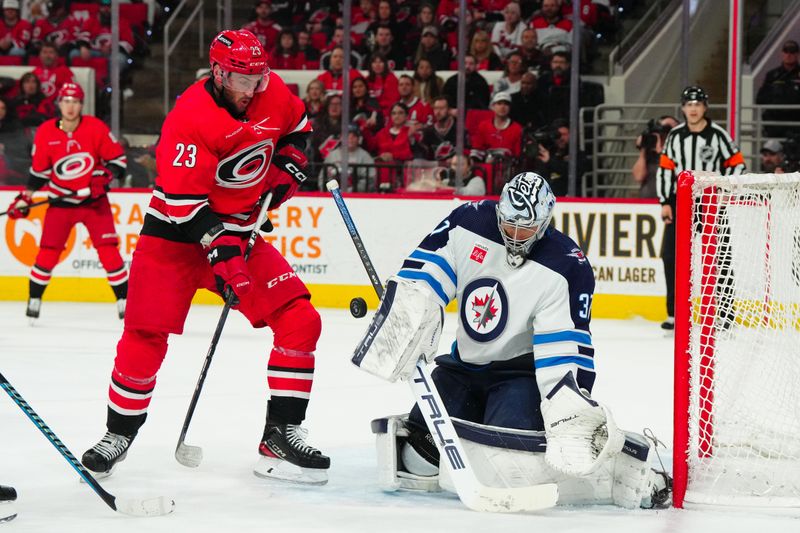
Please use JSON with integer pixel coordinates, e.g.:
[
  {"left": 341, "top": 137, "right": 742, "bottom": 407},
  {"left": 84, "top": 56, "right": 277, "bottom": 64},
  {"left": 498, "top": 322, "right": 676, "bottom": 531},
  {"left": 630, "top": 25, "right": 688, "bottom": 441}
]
[
  {"left": 638, "top": 119, "right": 672, "bottom": 152},
  {"left": 524, "top": 126, "right": 561, "bottom": 158}
]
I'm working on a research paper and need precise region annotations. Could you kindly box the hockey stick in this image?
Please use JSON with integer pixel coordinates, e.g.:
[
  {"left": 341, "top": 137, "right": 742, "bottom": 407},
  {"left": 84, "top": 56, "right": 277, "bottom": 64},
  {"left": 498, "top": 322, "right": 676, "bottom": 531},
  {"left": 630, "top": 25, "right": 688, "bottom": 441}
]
[
  {"left": 0, "top": 192, "right": 78, "bottom": 218},
  {"left": 326, "top": 180, "right": 558, "bottom": 513},
  {"left": 175, "top": 192, "right": 273, "bottom": 468},
  {"left": 0, "top": 371, "right": 174, "bottom": 517}
]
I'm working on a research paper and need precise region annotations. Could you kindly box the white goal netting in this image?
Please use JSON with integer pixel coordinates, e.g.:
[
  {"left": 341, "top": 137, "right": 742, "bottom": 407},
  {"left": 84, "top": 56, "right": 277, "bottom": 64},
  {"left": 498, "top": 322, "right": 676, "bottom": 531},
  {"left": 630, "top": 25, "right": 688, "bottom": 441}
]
[{"left": 682, "top": 172, "right": 800, "bottom": 508}]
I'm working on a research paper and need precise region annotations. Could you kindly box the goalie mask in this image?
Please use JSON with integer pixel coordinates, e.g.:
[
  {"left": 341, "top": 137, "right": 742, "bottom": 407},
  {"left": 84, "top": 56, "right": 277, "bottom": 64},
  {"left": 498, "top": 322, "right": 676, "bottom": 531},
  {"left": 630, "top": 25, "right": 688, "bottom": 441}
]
[{"left": 496, "top": 172, "right": 555, "bottom": 268}]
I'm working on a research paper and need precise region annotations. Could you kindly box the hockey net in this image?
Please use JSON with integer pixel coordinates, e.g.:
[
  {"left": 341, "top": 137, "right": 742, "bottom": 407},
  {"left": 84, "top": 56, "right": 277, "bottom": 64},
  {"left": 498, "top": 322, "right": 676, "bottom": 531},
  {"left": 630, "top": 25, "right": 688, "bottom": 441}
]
[{"left": 673, "top": 170, "right": 800, "bottom": 509}]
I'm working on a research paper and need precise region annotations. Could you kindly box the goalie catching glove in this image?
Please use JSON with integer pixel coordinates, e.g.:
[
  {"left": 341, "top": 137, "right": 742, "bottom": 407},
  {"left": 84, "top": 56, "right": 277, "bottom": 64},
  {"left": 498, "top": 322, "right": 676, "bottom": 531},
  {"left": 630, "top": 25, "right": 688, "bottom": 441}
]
[
  {"left": 541, "top": 372, "right": 625, "bottom": 477},
  {"left": 352, "top": 276, "right": 444, "bottom": 382}
]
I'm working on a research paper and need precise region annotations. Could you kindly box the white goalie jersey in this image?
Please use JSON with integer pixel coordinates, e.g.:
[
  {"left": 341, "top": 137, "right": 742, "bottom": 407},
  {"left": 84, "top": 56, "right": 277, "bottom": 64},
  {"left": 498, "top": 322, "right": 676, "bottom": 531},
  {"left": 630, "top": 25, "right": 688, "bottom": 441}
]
[{"left": 397, "top": 200, "right": 596, "bottom": 396}]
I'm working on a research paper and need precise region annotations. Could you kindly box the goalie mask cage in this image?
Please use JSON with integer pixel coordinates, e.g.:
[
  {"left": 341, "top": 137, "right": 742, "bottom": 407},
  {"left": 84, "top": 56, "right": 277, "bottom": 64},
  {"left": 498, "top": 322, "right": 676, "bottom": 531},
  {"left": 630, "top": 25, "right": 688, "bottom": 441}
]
[{"left": 673, "top": 170, "right": 800, "bottom": 509}]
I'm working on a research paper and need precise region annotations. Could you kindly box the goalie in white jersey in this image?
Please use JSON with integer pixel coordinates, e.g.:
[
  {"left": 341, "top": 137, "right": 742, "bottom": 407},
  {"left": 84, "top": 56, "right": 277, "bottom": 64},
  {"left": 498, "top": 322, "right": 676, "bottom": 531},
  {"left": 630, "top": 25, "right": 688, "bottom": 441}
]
[{"left": 353, "top": 172, "right": 671, "bottom": 508}]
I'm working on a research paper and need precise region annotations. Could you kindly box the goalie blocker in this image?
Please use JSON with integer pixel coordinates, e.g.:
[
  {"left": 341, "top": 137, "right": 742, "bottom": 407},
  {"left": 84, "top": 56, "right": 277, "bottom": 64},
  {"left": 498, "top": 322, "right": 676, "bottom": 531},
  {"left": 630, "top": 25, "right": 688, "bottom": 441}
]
[{"left": 372, "top": 415, "right": 671, "bottom": 509}]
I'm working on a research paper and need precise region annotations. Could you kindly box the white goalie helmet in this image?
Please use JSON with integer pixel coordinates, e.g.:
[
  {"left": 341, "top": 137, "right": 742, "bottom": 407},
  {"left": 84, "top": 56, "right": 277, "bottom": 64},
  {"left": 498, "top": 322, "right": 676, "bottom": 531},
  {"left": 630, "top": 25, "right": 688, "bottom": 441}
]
[{"left": 496, "top": 172, "right": 556, "bottom": 267}]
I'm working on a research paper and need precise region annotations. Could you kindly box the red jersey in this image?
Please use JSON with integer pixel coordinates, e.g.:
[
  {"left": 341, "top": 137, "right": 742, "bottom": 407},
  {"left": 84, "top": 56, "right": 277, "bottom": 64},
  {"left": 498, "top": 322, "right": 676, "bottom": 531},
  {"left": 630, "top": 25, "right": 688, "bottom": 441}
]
[
  {"left": 531, "top": 16, "right": 573, "bottom": 45},
  {"left": 0, "top": 18, "right": 32, "bottom": 49},
  {"left": 242, "top": 19, "right": 281, "bottom": 50},
  {"left": 30, "top": 115, "right": 126, "bottom": 204},
  {"left": 367, "top": 73, "right": 400, "bottom": 115},
  {"left": 79, "top": 17, "right": 134, "bottom": 54},
  {"left": 145, "top": 73, "right": 311, "bottom": 243},
  {"left": 402, "top": 97, "right": 433, "bottom": 127},
  {"left": 470, "top": 118, "right": 522, "bottom": 158},
  {"left": 33, "top": 65, "right": 75, "bottom": 99},
  {"left": 32, "top": 15, "right": 82, "bottom": 47},
  {"left": 317, "top": 69, "right": 364, "bottom": 95},
  {"left": 374, "top": 125, "right": 415, "bottom": 161}
]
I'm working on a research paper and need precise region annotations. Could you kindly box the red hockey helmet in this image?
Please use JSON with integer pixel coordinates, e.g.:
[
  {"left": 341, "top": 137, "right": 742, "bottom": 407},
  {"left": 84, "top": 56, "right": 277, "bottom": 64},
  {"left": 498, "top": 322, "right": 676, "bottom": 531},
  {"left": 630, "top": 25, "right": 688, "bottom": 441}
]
[
  {"left": 57, "top": 82, "right": 84, "bottom": 102},
  {"left": 209, "top": 29, "right": 269, "bottom": 93}
]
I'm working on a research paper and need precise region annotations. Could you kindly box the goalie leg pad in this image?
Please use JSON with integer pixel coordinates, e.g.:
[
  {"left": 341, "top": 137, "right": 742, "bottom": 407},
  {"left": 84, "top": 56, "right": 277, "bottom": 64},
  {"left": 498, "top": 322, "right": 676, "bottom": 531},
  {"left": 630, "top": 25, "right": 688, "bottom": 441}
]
[
  {"left": 372, "top": 415, "right": 441, "bottom": 492},
  {"left": 352, "top": 277, "right": 444, "bottom": 382}
]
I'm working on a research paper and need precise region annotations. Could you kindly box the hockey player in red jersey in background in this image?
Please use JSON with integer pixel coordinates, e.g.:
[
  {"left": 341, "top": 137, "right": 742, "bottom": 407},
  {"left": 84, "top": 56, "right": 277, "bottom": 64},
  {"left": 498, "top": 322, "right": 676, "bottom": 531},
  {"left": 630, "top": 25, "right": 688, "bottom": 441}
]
[
  {"left": 81, "top": 29, "right": 330, "bottom": 485},
  {"left": 5, "top": 82, "right": 128, "bottom": 322}
]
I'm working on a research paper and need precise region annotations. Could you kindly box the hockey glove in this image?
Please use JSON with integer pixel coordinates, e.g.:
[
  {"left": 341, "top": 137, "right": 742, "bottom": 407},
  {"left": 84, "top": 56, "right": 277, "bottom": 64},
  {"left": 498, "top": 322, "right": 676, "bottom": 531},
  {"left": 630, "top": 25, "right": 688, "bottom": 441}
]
[
  {"left": 206, "top": 234, "right": 252, "bottom": 303},
  {"left": 6, "top": 191, "right": 33, "bottom": 219},
  {"left": 541, "top": 372, "right": 625, "bottom": 477},
  {"left": 90, "top": 168, "right": 113, "bottom": 199},
  {"left": 269, "top": 144, "right": 309, "bottom": 210}
]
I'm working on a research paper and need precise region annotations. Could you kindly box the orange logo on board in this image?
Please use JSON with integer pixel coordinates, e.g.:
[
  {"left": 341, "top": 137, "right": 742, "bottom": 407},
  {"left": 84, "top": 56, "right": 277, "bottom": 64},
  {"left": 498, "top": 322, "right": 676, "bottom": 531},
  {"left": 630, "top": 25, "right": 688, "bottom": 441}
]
[{"left": 4, "top": 201, "right": 76, "bottom": 267}]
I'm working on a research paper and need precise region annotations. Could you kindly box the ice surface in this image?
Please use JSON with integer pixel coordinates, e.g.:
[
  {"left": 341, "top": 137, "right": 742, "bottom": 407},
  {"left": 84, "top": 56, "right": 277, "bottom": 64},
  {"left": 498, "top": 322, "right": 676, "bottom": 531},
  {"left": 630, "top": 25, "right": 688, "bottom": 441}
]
[{"left": 1, "top": 302, "right": 797, "bottom": 532}]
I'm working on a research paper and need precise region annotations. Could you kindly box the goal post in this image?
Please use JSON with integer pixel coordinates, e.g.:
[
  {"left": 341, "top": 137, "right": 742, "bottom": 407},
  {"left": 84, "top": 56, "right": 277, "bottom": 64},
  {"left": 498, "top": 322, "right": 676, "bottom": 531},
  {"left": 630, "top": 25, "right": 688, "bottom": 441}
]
[{"left": 673, "top": 170, "right": 800, "bottom": 509}]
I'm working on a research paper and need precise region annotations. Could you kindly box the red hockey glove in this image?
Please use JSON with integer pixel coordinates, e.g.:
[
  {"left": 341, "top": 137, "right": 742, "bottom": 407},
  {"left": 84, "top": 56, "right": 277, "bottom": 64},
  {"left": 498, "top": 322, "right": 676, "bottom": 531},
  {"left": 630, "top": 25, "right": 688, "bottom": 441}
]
[
  {"left": 205, "top": 234, "right": 252, "bottom": 302},
  {"left": 5, "top": 191, "right": 33, "bottom": 219},
  {"left": 269, "top": 144, "right": 309, "bottom": 210},
  {"left": 90, "top": 168, "right": 113, "bottom": 199}
]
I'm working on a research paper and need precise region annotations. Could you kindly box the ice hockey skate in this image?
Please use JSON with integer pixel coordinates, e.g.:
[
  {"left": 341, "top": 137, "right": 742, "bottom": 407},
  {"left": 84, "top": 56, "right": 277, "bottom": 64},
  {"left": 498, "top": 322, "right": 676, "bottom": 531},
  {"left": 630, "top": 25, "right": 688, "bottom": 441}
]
[
  {"left": 81, "top": 431, "right": 133, "bottom": 478},
  {"left": 254, "top": 424, "right": 330, "bottom": 485},
  {"left": 0, "top": 485, "right": 16, "bottom": 523},
  {"left": 26, "top": 297, "right": 41, "bottom": 324}
]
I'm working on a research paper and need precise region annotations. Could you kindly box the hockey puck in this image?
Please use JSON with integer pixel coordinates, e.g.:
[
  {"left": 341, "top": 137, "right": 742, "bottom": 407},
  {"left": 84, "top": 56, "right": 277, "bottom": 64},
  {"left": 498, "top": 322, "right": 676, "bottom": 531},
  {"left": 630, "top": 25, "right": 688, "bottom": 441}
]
[{"left": 349, "top": 297, "right": 368, "bottom": 318}]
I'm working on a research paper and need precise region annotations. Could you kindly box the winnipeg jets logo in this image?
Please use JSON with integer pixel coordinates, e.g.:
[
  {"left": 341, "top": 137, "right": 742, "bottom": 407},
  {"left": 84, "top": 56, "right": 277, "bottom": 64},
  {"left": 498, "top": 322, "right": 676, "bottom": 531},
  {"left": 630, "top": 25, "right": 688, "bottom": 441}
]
[
  {"left": 53, "top": 152, "right": 95, "bottom": 181},
  {"left": 460, "top": 278, "right": 509, "bottom": 342},
  {"left": 700, "top": 145, "right": 715, "bottom": 164},
  {"left": 567, "top": 247, "right": 587, "bottom": 263}
]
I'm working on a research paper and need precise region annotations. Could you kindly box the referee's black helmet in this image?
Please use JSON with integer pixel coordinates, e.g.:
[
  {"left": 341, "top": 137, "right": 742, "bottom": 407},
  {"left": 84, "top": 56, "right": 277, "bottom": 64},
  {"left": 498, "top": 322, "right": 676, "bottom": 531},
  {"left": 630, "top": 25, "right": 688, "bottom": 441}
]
[{"left": 681, "top": 86, "right": 709, "bottom": 105}]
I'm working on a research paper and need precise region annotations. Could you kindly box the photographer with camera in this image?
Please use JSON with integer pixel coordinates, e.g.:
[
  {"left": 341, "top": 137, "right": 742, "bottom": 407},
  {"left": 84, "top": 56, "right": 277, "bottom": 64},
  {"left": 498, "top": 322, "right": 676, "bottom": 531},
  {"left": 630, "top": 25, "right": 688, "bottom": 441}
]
[
  {"left": 631, "top": 115, "right": 678, "bottom": 198},
  {"left": 528, "top": 118, "right": 590, "bottom": 197}
]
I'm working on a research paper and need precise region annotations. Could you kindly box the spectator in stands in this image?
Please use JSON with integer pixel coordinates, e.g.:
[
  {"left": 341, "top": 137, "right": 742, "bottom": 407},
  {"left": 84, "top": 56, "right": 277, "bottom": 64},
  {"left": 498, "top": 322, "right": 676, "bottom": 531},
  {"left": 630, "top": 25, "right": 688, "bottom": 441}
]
[
  {"left": 320, "top": 27, "right": 363, "bottom": 69},
  {"left": 75, "top": 0, "right": 134, "bottom": 78},
  {"left": 631, "top": 115, "right": 678, "bottom": 198},
  {"left": 365, "top": 2, "right": 407, "bottom": 59},
  {"left": 470, "top": 91, "right": 523, "bottom": 165},
  {"left": 304, "top": 79, "right": 326, "bottom": 120},
  {"left": 0, "top": 98, "right": 27, "bottom": 185},
  {"left": 317, "top": 46, "right": 364, "bottom": 96},
  {"left": 760, "top": 139, "right": 784, "bottom": 173},
  {"left": 310, "top": 94, "right": 343, "bottom": 165},
  {"left": 531, "top": 0, "right": 572, "bottom": 51},
  {"left": 398, "top": 74, "right": 432, "bottom": 127},
  {"left": 9, "top": 72, "right": 53, "bottom": 126},
  {"left": 271, "top": 29, "right": 303, "bottom": 69},
  {"left": 518, "top": 27, "right": 547, "bottom": 74},
  {"left": 413, "top": 58, "right": 444, "bottom": 105},
  {"left": 365, "top": 23, "right": 406, "bottom": 71},
  {"left": 0, "top": 0, "right": 32, "bottom": 56},
  {"left": 374, "top": 102, "right": 419, "bottom": 163},
  {"left": 366, "top": 52, "right": 400, "bottom": 116},
  {"left": 406, "top": 2, "right": 436, "bottom": 58},
  {"left": 536, "top": 50, "right": 572, "bottom": 123},
  {"left": 470, "top": 30, "right": 503, "bottom": 71},
  {"left": 413, "top": 26, "right": 451, "bottom": 72},
  {"left": 118, "top": 136, "right": 154, "bottom": 188},
  {"left": 491, "top": 2, "right": 524, "bottom": 60},
  {"left": 32, "top": 42, "right": 74, "bottom": 101},
  {"left": 756, "top": 39, "right": 800, "bottom": 138},
  {"left": 243, "top": 0, "right": 282, "bottom": 50},
  {"left": 532, "top": 118, "right": 590, "bottom": 197},
  {"left": 443, "top": 54, "right": 490, "bottom": 110},
  {"left": 321, "top": 123, "right": 376, "bottom": 192},
  {"left": 436, "top": 154, "right": 486, "bottom": 196},
  {"left": 510, "top": 71, "right": 546, "bottom": 131},
  {"left": 419, "top": 95, "right": 463, "bottom": 162},
  {"left": 350, "top": 76, "right": 383, "bottom": 148},
  {"left": 31, "top": 0, "right": 80, "bottom": 54},
  {"left": 296, "top": 30, "right": 321, "bottom": 69},
  {"left": 493, "top": 51, "right": 526, "bottom": 95}
]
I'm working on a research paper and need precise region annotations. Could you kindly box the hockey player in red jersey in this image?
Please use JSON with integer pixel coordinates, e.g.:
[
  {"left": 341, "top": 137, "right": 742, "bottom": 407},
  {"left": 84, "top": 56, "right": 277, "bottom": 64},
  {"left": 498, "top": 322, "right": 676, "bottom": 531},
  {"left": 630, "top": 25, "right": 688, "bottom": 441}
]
[
  {"left": 5, "top": 82, "right": 128, "bottom": 322},
  {"left": 81, "top": 29, "right": 330, "bottom": 485}
]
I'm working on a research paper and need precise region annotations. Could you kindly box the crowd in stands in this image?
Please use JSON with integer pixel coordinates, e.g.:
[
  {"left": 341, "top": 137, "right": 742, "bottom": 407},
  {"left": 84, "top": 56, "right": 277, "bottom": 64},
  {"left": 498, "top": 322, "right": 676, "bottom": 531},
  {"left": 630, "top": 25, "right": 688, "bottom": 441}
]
[
  {"left": 244, "top": 0, "right": 614, "bottom": 194},
  {"left": 0, "top": 0, "right": 150, "bottom": 186}
]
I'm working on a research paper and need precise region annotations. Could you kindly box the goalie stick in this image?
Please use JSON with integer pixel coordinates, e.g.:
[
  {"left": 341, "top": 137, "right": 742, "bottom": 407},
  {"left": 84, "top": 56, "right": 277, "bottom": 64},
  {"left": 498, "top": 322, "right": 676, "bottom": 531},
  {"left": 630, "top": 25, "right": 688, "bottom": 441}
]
[
  {"left": 0, "top": 372, "right": 174, "bottom": 517},
  {"left": 326, "top": 180, "right": 558, "bottom": 513},
  {"left": 175, "top": 192, "right": 273, "bottom": 468}
]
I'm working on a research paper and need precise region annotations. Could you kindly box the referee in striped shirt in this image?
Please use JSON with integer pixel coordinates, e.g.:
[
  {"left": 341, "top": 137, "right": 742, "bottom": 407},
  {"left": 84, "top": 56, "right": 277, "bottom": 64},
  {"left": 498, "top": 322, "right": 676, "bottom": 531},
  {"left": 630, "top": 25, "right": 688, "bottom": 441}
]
[{"left": 655, "top": 86, "right": 746, "bottom": 331}]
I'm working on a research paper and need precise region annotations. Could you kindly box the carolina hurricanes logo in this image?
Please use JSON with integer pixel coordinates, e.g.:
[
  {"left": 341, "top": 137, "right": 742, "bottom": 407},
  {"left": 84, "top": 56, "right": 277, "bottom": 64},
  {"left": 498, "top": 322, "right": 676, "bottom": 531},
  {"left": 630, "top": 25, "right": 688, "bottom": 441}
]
[
  {"left": 459, "top": 278, "right": 509, "bottom": 342},
  {"left": 53, "top": 152, "right": 95, "bottom": 181},
  {"left": 434, "top": 142, "right": 455, "bottom": 161},
  {"left": 40, "top": 73, "right": 57, "bottom": 97},
  {"left": 215, "top": 140, "right": 274, "bottom": 189}
]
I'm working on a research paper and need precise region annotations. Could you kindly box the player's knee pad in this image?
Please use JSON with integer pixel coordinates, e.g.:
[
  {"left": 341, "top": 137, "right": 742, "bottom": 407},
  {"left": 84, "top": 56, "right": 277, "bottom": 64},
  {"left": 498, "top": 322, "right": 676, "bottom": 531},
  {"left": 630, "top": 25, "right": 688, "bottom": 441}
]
[
  {"left": 96, "top": 243, "right": 125, "bottom": 272},
  {"left": 35, "top": 247, "right": 62, "bottom": 271},
  {"left": 371, "top": 415, "right": 441, "bottom": 493},
  {"left": 114, "top": 328, "right": 169, "bottom": 381},
  {"left": 269, "top": 297, "right": 321, "bottom": 353}
]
